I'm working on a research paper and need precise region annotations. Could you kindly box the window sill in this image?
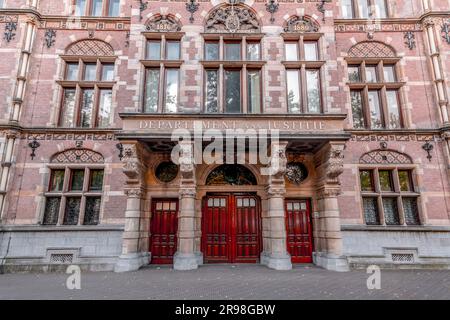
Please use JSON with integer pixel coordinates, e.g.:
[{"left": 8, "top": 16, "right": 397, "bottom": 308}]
[
  {"left": 141, "top": 60, "right": 184, "bottom": 67},
  {"left": 200, "top": 60, "right": 266, "bottom": 68},
  {"left": 282, "top": 60, "right": 325, "bottom": 68},
  {"left": 0, "top": 225, "right": 124, "bottom": 232},
  {"left": 347, "top": 82, "right": 405, "bottom": 89},
  {"left": 341, "top": 224, "right": 450, "bottom": 232},
  {"left": 57, "top": 80, "right": 116, "bottom": 87}
]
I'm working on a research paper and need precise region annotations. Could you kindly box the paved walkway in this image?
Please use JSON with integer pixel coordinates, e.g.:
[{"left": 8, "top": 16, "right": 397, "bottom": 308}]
[{"left": 0, "top": 264, "right": 449, "bottom": 300}]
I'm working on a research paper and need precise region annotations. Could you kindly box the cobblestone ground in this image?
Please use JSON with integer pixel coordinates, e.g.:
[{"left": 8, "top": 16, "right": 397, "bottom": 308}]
[{"left": 0, "top": 265, "right": 449, "bottom": 300}]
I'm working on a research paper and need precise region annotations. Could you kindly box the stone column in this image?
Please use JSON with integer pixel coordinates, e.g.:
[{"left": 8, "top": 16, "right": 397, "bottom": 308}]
[
  {"left": 422, "top": 17, "right": 449, "bottom": 124},
  {"left": 115, "top": 142, "right": 149, "bottom": 272},
  {"left": 313, "top": 142, "right": 349, "bottom": 272},
  {"left": 173, "top": 141, "right": 199, "bottom": 270},
  {"left": 261, "top": 141, "right": 292, "bottom": 270},
  {"left": 0, "top": 131, "right": 18, "bottom": 220}
]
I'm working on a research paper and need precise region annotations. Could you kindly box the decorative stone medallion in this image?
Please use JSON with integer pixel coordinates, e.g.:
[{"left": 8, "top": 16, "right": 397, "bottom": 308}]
[
  {"left": 155, "top": 161, "right": 179, "bottom": 183},
  {"left": 285, "top": 162, "right": 308, "bottom": 185}
]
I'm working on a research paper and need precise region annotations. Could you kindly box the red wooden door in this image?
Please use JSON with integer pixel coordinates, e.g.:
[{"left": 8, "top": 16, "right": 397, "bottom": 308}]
[
  {"left": 202, "top": 194, "right": 261, "bottom": 263},
  {"left": 202, "top": 195, "right": 229, "bottom": 263},
  {"left": 234, "top": 195, "right": 260, "bottom": 262},
  {"left": 150, "top": 199, "right": 178, "bottom": 264},
  {"left": 285, "top": 199, "right": 313, "bottom": 263}
]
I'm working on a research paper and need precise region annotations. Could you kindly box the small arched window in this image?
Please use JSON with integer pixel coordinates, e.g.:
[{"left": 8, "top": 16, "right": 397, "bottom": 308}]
[
  {"left": 347, "top": 41, "right": 403, "bottom": 129},
  {"left": 59, "top": 39, "right": 116, "bottom": 128},
  {"left": 42, "top": 149, "right": 105, "bottom": 226}
]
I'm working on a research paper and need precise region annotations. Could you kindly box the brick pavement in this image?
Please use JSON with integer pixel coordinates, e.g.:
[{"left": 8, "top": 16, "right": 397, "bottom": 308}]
[{"left": 0, "top": 265, "right": 449, "bottom": 300}]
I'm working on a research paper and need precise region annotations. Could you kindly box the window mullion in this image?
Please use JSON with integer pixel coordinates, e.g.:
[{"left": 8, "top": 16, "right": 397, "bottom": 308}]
[
  {"left": 103, "top": 0, "right": 108, "bottom": 16},
  {"left": 92, "top": 85, "right": 100, "bottom": 128},
  {"left": 242, "top": 66, "right": 247, "bottom": 114},
  {"left": 74, "top": 85, "right": 82, "bottom": 128},
  {"left": 380, "top": 85, "right": 389, "bottom": 128},
  {"left": 373, "top": 169, "right": 385, "bottom": 225},
  {"left": 353, "top": 0, "right": 360, "bottom": 18},
  {"left": 78, "top": 167, "right": 90, "bottom": 225},
  {"left": 300, "top": 65, "right": 307, "bottom": 113},
  {"left": 158, "top": 64, "right": 164, "bottom": 113},
  {"left": 219, "top": 65, "right": 224, "bottom": 113},
  {"left": 362, "top": 86, "right": 370, "bottom": 128}
]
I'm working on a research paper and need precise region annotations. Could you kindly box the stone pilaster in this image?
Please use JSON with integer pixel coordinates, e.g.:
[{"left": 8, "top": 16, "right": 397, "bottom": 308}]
[
  {"left": 261, "top": 141, "right": 292, "bottom": 270},
  {"left": 115, "top": 142, "right": 149, "bottom": 272},
  {"left": 173, "top": 140, "right": 200, "bottom": 270},
  {"left": 313, "top": 142, "right": 349, "bottom": 272}
]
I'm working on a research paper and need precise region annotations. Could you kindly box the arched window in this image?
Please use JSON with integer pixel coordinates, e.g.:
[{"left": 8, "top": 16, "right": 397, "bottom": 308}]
[
  {"left": 42, "top": 149, "right": 105, "bottom": 226},
  {"left": 206, "top": 165, "right": 257, "bottom": 186},
  {"left": 358, "top": 149, "right": 419, "bottom": 226},
  {"left": 283, "top": 16, "right": 323, "bottom": 114},
  {"left": 143, "top": 15, "right": 183, "bottom": 113},
  {"left": 347, "top": 41, "right": 403, "bottom": 129},
  {"left": 202, "top": 4, "right": 263, "bottom": 114},
  {"left": 59, "top": 39, "right": 116, "bottom": 128}
]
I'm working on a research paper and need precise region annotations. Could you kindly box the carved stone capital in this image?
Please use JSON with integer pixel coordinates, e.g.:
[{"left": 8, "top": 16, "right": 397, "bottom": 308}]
[
  {"left": 125, "top": 188, "right": 144, "bottom": 199},
  {"left": 316, "top": 186, "right": 341, "bottom": 199},
  {"left": 179, "top": 187, "right": 196, "bottom": 198},
  {"left": 5, "top": 130, "right": 19, "bottom": 140},
  {"left": 266, "top": 184, "right": 286, "bottom": 197},
  {"left": 422, "top": 17, "right": 437, "bottom": 27}
]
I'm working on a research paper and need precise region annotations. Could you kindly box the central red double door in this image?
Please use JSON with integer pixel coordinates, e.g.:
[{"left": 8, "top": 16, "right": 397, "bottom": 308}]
[{"left": 202, "top": 194, "right": 261, "bottom": 263}]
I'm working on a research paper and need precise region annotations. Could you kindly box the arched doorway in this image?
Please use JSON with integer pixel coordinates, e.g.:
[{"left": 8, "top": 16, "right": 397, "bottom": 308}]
[{"left": 201, "top": 165, "right": 262, "bottom": 263}]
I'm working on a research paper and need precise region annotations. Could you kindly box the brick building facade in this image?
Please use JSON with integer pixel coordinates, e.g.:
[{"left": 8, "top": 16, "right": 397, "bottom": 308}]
[{"left": 0, "top": 0, "right": 449, "bottom": 272}]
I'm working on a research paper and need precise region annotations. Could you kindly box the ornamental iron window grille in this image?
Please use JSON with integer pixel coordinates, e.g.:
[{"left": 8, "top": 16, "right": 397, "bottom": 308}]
[
  {"left": 359, "top": 168, "right": 420, "bottom": 226},
  {"left": 42, "top": 167, "right": 104, "bottom": 226}
]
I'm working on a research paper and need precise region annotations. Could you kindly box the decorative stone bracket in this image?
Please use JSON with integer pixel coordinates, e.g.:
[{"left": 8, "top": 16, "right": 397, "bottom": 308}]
[
  {"left": 122, "top": 143, "right": 147, "bottom": 184},
  {"left": 315, "top": 142, "right": 345, "bottom": 190}
]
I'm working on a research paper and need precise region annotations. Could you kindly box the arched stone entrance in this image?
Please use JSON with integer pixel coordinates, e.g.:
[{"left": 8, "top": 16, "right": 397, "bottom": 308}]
[{"left": 200, "top": 165, "right": 262, "bottom": 263}]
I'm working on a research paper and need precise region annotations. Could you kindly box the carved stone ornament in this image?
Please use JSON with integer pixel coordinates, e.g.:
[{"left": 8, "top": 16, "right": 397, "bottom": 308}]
[
  {"left": 268, "top": 143, "right": 287, "bottom": 178},
  {"left": 205, "top": 5, "right": 260, "bottom": 33},
  {"left": 285, "top": 162, "right": 308, "bottom": 185},
  {"left": 266, "top": 185, "right": 286, "bottom": 197},
  {"left": 122, "top": 144, "right": 144, "bottom": 180},
  {"left": 325, "top": 145, "right": 345, "bottom": 183},
  {"left": 146, "top": 15, "right": 182, "bottom": 32},
  {"left": 125, "top": 188, "right": 144, "bottom": 198},
  {"left": 179, "top": 142, "right": 195, "bottom": 180},
  {"left": 179, "top": 187, "right": 196, "bottom": 198},
  {"left": 284, "top": 16, "right": 320, "bottom": 33}
]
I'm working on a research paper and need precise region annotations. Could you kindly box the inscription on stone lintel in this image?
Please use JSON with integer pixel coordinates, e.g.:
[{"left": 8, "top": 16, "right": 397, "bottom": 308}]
[{"left": 136, "top": 119, "right": 327, "bottom": 131}]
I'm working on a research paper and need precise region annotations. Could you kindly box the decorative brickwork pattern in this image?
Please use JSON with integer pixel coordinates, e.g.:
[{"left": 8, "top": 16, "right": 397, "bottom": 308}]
[
  {"left": 348, "top": 41, "right": 396, "bottom": 58},
  {"left": 51, "top": 149, "right": 104, "bottom": 163},
  {"left": 66, "top": 39, "right": 114, "bottom": 56},
  {"left": 360, "top": 150, "right": 412, "bottom": 164}
]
